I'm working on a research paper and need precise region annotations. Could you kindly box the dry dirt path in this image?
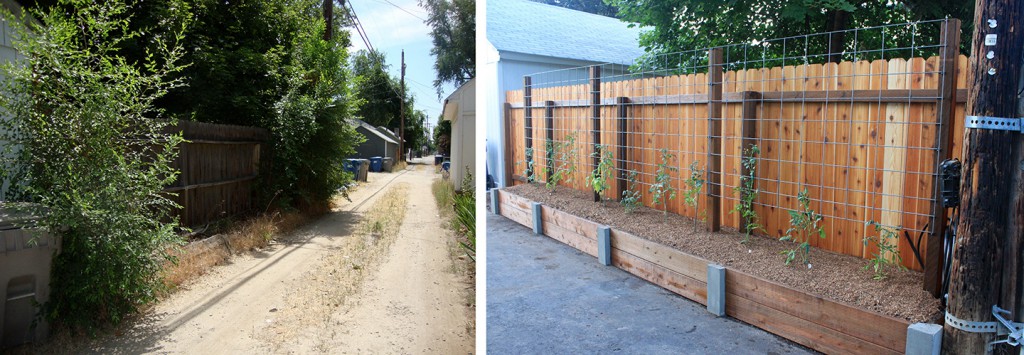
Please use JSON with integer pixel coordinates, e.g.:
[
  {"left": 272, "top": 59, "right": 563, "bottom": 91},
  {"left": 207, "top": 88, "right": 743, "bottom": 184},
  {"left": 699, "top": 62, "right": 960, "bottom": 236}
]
[{"left": 74, "top": 158, "right": 472, "bottom": 354}]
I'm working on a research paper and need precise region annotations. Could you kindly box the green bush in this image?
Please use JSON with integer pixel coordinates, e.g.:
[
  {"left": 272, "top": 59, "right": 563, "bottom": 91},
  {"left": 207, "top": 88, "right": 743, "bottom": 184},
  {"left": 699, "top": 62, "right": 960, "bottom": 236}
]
[{"left": 0, "top": 0, "right": 186, "bottom": 330}]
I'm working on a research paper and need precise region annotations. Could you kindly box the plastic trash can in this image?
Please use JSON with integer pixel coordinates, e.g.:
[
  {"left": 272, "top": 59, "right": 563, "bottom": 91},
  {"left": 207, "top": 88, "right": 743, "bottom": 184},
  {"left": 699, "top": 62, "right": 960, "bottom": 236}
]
[
  {"left": 1, "top": 208, "right": 58, "bottom": 349},
  {"left": 343, "top": 159, "right": 359, "bottom": 177},
  {"left": 369, "top": 156, "right": 383, "bottom": 172},
  {"left": 434, "top": 155, "right": 443, "bottom": 165},
  {"left": 356, "top": 159, "right": 369, "bottom": 182},
  {"left": 382, "top": 157, "right": 393, "bottom": 172}
]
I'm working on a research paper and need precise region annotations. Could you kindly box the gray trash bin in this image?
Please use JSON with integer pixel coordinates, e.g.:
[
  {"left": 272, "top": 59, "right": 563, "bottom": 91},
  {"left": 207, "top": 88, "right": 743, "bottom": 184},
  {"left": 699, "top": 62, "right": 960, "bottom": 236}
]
[
  {"left": 1, "top": 207, "right": 58, "bottom": 349},
  {"left": 357, "top": 159, "right": 369, "bottom": 182},
  {"left": 382, "top": 157, "right": 393, "bottom": 172}
]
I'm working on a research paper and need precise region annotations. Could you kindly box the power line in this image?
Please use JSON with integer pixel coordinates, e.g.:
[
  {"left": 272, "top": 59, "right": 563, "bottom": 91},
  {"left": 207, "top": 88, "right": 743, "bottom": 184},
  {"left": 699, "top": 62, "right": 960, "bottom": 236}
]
[{"left": 369, "top": 0, "right": 427, "bottom": 21}]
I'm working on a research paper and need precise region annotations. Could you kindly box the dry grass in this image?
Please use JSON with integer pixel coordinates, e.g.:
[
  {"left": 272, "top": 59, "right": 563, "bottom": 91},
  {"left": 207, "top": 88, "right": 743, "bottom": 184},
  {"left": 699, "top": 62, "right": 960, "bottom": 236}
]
[
  {"left": 160, "top": 209, "right": 315, "bottom": 290},
  {"left": 392, "top": 160, "right": 408, "bottom": 172},
  {"left": 431, "top": 178, "right": 476, "bottom": 336},
  {"left": 263, "top": 183, "right": 410, "bottom": 349}
]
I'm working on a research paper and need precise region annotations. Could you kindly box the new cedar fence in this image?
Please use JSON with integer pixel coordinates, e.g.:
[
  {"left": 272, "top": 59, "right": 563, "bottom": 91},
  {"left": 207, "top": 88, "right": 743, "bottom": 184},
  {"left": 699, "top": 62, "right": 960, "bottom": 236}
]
[
  {"left": 164, "top": 121, "right": 269, "bottom": 228},
  {"left": 504, "top": 20, "right": 965, "bottom": 294}
]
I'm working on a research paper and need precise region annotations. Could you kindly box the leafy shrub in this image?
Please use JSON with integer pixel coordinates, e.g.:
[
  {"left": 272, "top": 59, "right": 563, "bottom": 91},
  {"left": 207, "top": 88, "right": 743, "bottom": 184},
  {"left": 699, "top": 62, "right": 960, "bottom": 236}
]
[
  {"left": 682, "top": 160, "right": 705, "bottom": 232},
  {"left": 649, "top": 148, "right": 678, "bottom": 221},
  {"left": 453, "top": 171, "right": 475, "bottom": 260},
  {"left": 730, "top": 144, "right": 762, "bottom": 243},
  {"left": 863, "top": 221, "right": 906, "bottom": 280},
  {"left": 0, "top": 0, "right": 186, "bottom": 329},
  {"left": 586, "top": 144, "right": 614, "bottom": 206},
  {"left": 780, "top": 189, "right": 825, "bottom": 266},
  {"left": 546, "top": 133, "right": 578, "bottom": 190},
  {"left": 621, "top": 170, "right": 642, "bottom": 213}
]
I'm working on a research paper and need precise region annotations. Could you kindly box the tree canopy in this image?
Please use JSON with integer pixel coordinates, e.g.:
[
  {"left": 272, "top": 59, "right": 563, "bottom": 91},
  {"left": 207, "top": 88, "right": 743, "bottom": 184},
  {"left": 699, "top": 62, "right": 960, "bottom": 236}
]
[
  {"left": 420, "top": 0, "right": 475, "bottom": 97},
  {"left": 608, "top": 0, "right": 975, "bottom": 65},
  {"left": 349, "top": 49, "right": 427, "bottom": 152}
]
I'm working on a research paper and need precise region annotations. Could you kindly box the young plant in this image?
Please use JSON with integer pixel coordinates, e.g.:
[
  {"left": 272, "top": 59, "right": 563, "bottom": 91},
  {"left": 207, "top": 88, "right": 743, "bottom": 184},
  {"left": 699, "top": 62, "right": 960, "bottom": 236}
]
[
  {"left": 780, "top": 188, "right": 825, "bottom": 267},
  {"left": 648, "top": 149, "right": 679, "bottom": 222},
  {"left": 682, "top": 160, "right": 706, "bottom": 232},
  {"left": 863, "top": 221, "right": 907, "bottom": 280},
  {"left": 547, "top": 133, "right": 578, "bottom": 190},
  {"left": 621, "top": 170, "right": 642, "bottom": 213},
  {"left": 586, "top": 144, "right": 614, "bottom": 206},
  {"left": 730, "top": 144, "right": 762, "bottom": 243},
  {"left": 523, "top": 147, "right": 539, "bottom": 183}
]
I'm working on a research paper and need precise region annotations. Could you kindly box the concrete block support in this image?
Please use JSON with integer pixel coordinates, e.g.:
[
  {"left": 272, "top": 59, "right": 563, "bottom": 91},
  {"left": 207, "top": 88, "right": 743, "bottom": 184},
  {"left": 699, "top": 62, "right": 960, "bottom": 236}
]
[
  {"left": 531, "top": 202, "right": 543, "bottom": 235},
  {"left": 707, "top": 264, "right": 726, "bottom": 316},
  {"left": 597, "top": 226, "right": 611, "bottom": 266},
  {"left": 490, "top": 189, "right": 500, "bottom": 215},
  {"left": 905, "top": 323, "right": 942, "bottom": 355}
]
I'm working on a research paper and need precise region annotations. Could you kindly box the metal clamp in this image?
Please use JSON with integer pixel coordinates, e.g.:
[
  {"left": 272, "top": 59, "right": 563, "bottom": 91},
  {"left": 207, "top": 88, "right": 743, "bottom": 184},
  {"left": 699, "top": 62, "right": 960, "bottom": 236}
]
[
  {"left": 945, "top": 306, "right": 1024, "bottom": 352},
  {"left": 965, "top": 115, "right": 1023, "bottom": 133},
  {"left": 991, "top": 306, "right": 1023, "bottom": 349}
]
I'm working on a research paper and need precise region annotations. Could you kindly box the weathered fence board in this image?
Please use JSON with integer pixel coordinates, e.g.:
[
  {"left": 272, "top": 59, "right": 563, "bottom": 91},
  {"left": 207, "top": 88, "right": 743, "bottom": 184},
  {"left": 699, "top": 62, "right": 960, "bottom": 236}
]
[{"left": 164, "top": 121, "right": 269, "bottom": 228}]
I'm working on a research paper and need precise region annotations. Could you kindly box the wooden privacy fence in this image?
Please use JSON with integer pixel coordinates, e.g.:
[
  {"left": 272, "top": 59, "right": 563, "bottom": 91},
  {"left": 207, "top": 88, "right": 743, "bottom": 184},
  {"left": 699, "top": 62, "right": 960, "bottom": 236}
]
[
  {"left": 504, "top": 20, "right": 965, "bottom": 294},
  {"left": 164, "top": 121, "right": 269, "bottom": 228}
]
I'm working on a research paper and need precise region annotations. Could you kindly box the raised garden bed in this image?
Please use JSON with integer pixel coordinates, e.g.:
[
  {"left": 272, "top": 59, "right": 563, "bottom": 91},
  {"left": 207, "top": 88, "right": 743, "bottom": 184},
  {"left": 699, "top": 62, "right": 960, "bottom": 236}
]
[{"left": 496, "top": 185, "right": 942, "bottom": 354}]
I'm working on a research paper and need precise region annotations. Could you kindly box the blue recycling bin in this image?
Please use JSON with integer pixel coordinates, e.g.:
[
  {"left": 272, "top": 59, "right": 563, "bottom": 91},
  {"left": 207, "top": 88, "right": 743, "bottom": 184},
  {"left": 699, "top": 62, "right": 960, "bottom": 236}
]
[
  {"left": 343, "top": 159, "right": 360, "bottom": 177},
  {"left": 369, "top": 156, "right": 383, "bottom": 172}
]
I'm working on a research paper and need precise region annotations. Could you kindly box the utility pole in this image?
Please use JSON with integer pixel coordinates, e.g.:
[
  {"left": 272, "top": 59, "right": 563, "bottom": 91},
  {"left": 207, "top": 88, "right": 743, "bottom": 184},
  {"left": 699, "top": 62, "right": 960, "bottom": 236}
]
[
  {"left": 323, "top": 0, "right": 334, "bottom": 40},
  {"left": 943, "top": 0, "right": 1024, "bottom": 353},
  {"left": 399, "top": 50, "right": 406, "bottom": 161}
]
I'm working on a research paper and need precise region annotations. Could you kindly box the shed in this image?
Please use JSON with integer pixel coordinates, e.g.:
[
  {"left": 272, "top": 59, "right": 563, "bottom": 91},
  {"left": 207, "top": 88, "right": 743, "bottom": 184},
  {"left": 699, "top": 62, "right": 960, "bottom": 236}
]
[
  {"left": 442, "top": 78, "right": 475, "bottom": 191},
  {"left": 483, "top": 0, "right": 645, "bottom": 187},
  {"left": 351, "top": 119, "right": 398, "bottom": 160}
]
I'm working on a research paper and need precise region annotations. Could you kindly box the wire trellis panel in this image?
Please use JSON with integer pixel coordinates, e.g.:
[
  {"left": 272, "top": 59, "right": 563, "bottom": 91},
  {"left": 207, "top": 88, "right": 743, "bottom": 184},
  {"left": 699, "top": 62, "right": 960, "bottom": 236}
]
[{"left": 504, "top": 19, "right": 967, "bottom": 272}]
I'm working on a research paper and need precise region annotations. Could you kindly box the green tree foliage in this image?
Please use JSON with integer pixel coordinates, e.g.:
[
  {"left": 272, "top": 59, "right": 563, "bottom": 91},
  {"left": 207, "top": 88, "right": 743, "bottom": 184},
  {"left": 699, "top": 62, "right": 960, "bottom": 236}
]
[
  {"left": 420, "top": 0, "right": 475, "bottom": 96},
  {"left": 608, "top": 0, "right": 974, "bottom": 64},
  {"left": 434, "top": 117, "right": 452, "bottom": 155},
  {"left": 0, "top": 0, "right": 186, "bottom": 329},
  {"left": 351, "top": 49, "right": 403, "bottom": 127},
  {"left": 350, "top": 49, "right": 426, "bottom": 153},
  {"left": 127, "top": 0, "right": 361, "bottom": 209}
]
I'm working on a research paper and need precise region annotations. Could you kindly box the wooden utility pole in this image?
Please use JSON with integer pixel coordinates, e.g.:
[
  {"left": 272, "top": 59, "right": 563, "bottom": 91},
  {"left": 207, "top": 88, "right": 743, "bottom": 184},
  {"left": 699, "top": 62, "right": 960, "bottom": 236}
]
[
  {"left": 323, "top": 0, "right": 334, "bottom": 40},
  {"left": 943, "top": 0, "right": 1024, "bottom": 353},
  {"left": 399, "top": 50, "right": 406, "bottom": 161}
]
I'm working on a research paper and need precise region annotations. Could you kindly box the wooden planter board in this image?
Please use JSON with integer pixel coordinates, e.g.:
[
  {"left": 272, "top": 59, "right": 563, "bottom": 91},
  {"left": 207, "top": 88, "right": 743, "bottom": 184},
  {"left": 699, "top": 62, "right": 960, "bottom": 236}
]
[{"left": 496, "top": 189, "right": 910, "bottom": 354}]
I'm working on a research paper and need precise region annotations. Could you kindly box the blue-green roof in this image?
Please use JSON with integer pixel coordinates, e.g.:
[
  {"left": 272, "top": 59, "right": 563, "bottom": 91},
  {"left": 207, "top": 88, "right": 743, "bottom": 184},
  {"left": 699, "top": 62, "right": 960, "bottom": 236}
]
[{"left": 487, "top": 0, "right": 645, "bottom": 65}]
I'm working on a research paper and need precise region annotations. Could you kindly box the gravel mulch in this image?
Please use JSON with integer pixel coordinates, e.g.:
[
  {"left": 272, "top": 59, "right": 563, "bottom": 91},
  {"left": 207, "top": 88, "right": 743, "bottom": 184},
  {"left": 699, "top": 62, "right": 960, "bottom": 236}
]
[{"left": 506, "top": 183, "right": 942, "bottom": 324}]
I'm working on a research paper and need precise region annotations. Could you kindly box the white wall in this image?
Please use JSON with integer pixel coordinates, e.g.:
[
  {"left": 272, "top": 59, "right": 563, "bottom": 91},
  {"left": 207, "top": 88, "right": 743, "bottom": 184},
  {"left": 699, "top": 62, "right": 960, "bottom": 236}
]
[
  {"left": 447, "top": 79, "right": 476, "bottom": 191},
  {"left": 484, "top": 44, "right": 633, "bottom": 188}
]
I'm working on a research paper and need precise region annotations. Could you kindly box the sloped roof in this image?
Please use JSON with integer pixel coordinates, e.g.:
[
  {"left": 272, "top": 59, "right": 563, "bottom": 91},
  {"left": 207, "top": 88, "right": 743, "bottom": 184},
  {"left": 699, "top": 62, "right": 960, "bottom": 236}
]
[
  {"left": 486, "top": 0, "right": 645, "bottom": 65},
  {"left": 351, "top": 119, "right": 397, "bottom": 145}
]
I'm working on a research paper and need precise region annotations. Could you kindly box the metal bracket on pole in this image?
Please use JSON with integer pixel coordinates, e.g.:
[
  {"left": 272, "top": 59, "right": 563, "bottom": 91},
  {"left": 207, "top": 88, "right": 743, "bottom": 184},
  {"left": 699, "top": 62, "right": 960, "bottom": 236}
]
[
  {"left": 945, "top": 305, "right": 1024, "bottom": 353},
  {"left": 965, "top": 115, "right": 1024, "bottom": 133}
]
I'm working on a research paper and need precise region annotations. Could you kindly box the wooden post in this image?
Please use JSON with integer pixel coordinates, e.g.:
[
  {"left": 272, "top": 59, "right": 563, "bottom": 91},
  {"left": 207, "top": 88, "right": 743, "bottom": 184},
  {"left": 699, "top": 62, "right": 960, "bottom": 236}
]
[
  {"left": 925, "top": 19, "right": 962, "bottom": 298},
  {"left": 943, "top": 2, "right": 1024, "bottom": 353},
  {"left": 706, "top": 48, "right": 723, "bottom": 232},
  {"left": 739, "top": 91, "right": 760, "bottom": 233},
  {"left": 545, "top": 101, "right": 555, "bottom": 183},
  {"left": 590, "top": 66, "right": 602, "bottom": 202},
  {"left": 524, "top": 76, "right": 534, "bottom": 182},
  {"left": 617, "top": 97, "right": 630, "bottom": 199},
  {"left": 503, "top": 102, "right": 514, "bottom": 186}
]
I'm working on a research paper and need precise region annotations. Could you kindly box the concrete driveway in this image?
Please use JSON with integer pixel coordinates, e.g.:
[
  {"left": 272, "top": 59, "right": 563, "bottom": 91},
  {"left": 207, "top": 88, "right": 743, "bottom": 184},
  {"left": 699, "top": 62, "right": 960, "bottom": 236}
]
[{"left": 486, "top": 211, "right": 816, "bottom": 354}]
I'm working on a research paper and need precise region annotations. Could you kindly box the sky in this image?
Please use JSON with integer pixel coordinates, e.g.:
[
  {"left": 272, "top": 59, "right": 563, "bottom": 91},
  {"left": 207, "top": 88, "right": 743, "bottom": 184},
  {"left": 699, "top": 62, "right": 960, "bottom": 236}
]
[{"left": 347, "top": 0, "right": 457, "bottom": 135}]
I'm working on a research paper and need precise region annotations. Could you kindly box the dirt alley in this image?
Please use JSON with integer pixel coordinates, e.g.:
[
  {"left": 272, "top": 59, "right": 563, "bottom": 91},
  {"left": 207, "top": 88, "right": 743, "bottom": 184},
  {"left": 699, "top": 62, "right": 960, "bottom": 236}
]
[{"left": 80, "top": 158, "right": 473, "bottom": 354}]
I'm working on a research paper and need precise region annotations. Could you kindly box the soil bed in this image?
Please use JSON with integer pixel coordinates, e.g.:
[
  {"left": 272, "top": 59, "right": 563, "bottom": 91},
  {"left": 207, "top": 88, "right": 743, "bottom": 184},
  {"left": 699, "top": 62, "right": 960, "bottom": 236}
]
[{"left": 507, "top": 183, "right": 941, "bottom": 323}]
